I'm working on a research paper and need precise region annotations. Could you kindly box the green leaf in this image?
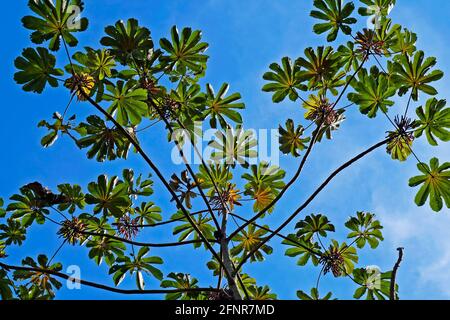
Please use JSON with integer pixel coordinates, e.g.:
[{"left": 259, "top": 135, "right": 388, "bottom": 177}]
[
  {"left": 409, "top": 158, "right": 450, "bottom": 212},
  {"left": 76, "top": 115, "right": 132, "bottom": 162},
  {"left": 105, "top": 80, "right": 149, "bottom": 126},
  {"left": 247, "top": 285, "right": 277, "bottom": 300},
  {"left": 282, "top": 234, "right": 321, "bottom": 266},
  {"left": 133, "top": 202, "right": 162, "bottom": 226},
  {"left": 414, "top": 98, "right": 450, "bottom": 146},
  {"left": 297, "top": 288, "right": 334, "bottom": 300},
  {"left": 6, "top": 183, "right": 58, "bottom": 227},
  {"left": 386, "top": 125, "right": 414, "bottom": 162},
  {"left": 295, "top": 214, "right": 335, "bottom": 241},
  {"left": 13, "top": 255, "right": 63, "bottom": 298},
  {"left": 242, "top": 162, "right": 286, "bottom": 214},
  {"left": 296, "top": 46, "right": 344, "bottom": 94},
  {"left": 14, "top": 47, "right": 63, "bottom": 94},
  {"left": 358, "top": 0, "right": 396, "bottom": 17},
  {"left": 203, "top": 83, "right": 245, "bottom": 129},
  {"left": 196, "top": 164, "right": 232, "bottom": 196},
  {"left": 279, "top": 119, "right": 311, "bottom": 157},
  {"left": 160, "top": 26, "right": 209, "bottom": 76},
  {"left": 56, "top": 184, "right": 85, "bottom": 214},
  {"left": 160, "top": 272, "right": 201, "bottom": 300},
  {"left": 352, "top": 268, "right": 394, "bottom": 300},
  {"left": 22, "top": 0, "right": 88, "bottom": 51},
  {"left": 109, "top": 247, "right": 163, "bottom": 289},
  {"left": 85, "top": 174, "right": 131, "bottom": 217},
  {"left": 391, "top": 27, "right": 417, "bottom": 56},
  {"left": 0, "top": 219, "right": 27, "bottom": 245},
  {"left": 0, "top": 270, "right": 14, "bottom": 300},
  {"left": 100, "top": 19, "right": 153, "bottom": 65},
  {"left": 262, "top": 57, "right": 307, "bottom": 103},
  {"left": 172, "top": 211, "right": 215, "bottom": 249},
  {"left": 231, "top": 224, "right": 273, "bottom": 262},
  {"left": 38, "top": 112, "right": 74, "bottom": 148},
  {"left": 348, "top": 66, "right": 396, "bottom": 118},
  {"left": 391, "top": 50, "right": 444, "bottom": 101},
  {"left": 87, "top": 235, "right": 126, "bottom": 266},
  {"left": 209, "top": 125, "right": 258, "bottom": 169},
  {"left": 345, "top": 212, "right": 384, "bottom": 249},
  {"left": 311, "top": 0, "right": 357, "bottom": 42}
]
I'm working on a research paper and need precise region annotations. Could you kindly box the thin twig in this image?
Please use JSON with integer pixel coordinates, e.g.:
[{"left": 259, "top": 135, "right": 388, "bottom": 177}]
[{"left": 390, "top": 247, "right": 404, "bottom": 300}]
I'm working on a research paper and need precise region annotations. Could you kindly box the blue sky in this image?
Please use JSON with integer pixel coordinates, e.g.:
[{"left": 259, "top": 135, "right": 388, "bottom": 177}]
[{"left": 1, "top": 0, "right": 450, "bottom": 299}]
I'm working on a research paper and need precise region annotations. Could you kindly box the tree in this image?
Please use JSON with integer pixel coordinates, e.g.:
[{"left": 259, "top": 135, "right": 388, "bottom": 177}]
[{"left": 0, "top": 0, "right": 447, "bottom": 300}]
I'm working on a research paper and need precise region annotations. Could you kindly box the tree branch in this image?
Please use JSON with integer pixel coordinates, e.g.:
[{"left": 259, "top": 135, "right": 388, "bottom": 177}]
[
  {"left": 147, "top": 98, "right": 221, "bottom": 231},
  {"left": 235, "top": 138, "right": 390, "bottom": 273},
  {"left": 390, "top": 247, "right": 404, "bottom": 300},
  {"left": 0, "top": 262, "right": 219, "bottom": 295},
  {"left": 77, "top": 230, "right": 218, "bottom": 247},
  {"left": 228, "top": 123, "right": 322, "bottom": 240}
]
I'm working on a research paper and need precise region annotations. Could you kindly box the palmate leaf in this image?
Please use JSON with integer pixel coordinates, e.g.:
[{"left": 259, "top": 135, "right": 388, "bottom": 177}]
[
  {"left": 169, "top": 171, "right": 198, "bottom": 210},
  {"left": 66, "top": 47, "right": 116, "bottom": 101},
  {"left": 296, "top": 46, "right": 343, "bottom": 92},
  {"left": 279, "top": 119, "right": 311, "bottom": 157},
  {"left": 38, "top": 112, "right": 74, "bottom": 148},
  {"left": 22, "top": 0, "right": 88, "bottom": 51},
  {"left": 345, "top": 212, "right": 383, "bottom": 249},
  {"left": 76, "top": 115, "right": 132, "bottom": 162},
  {"left": 109, "top": 247, "right": 163, "bottom": 289},
  {"left": 242, "top": 162, "right": 286, "bottom": 214},
  {"left": 386, "top": 131, "right": 413, "bottom": 162},
  {"left": 297, "top": 288, "right": 334, "bottom": 300},
  {"left": 391, "top": 50, "right": 444, "bottom": 101},
  {"left": 209, "top": 125, "right": 258, "bottom": 169},
  {"left": 196, "top": 164, "right": 232, "bottom": 196},
  {"left": 133, "top": 202, "right": 162, "bottom": 226},
  {"left": 310, "top": 0, "right": 357, "bottom": 42},
  {"left": 122, "top": 169, "right": 154, "bottom": 198},
  {"left": 353, "top": 268, "right": 395, "bottom": 300},
  {"left": 348, "top": 66, "right": 396, "bottom": 118},
  {"left": 391, "top": 27, "right": 417, "bottom": 56},
  {"left": 409, "top": 157, "right": 450, "bottom": 212},
  {"left": 13, "top": 255, "right": 62, "bottom": 299},
  {"left": 87, "top": 235, "right": 126, "bottom": 266},
  {"left": 414, "top": 98, "right": 450, "bottom": 146},
  {"left": 0, "top": 198, "right": 5, "bottom": 218},
  {"left": 247, "top": 285, "right": 277, "bottom": 300},
  {"left": 358, "top": 0, "right": 396, "bottom": 17},
  {"left": 105, "top": 80, "right": 149, "bottom": 126},
  {"left": 169, "top": 82, "right": 206, "bottom": 119},
  {"left": 69, "top": 48, "right": 116, "bottom": 80},
  {"left": 85, "top": 174, "right": 131, "bottom": 217},
  {"left": 337, "top": 41, "right": 362, "bottom": 72},
  {"left": 100, "top": 19, "right": 153, "bottom": 65},
  {"left": 0, "top": 270, "right": 14, "bottom": 300},
  {"left": 6, "top": 186, "right": 53, "bottom": 227},
  {"left": 56, "top": 184, "right": 85, "bottom": 214},
  {"left": 231, "top": 224, "right": 273, "bottom": 262},
  {"left": 171, "top": 211, "right": 215, "bottom": 249},
  {"left": 161, "top": 273, "right": 201, "bottom": 300},
  {"left": 282, "top": 234, "right": 321, "bottom": 266},
  {"left": 203, "top": 83, "right": 245, "bottom": 129},
  {"left": 0, "top": 219, "right": 27, "bottom": 246},
  {"left": 373, "top": 18, "right": 400, "bottom": 54},
  {"left": 14, "top": 47, "right": 64, "bottom": 94},
  {"left": 160, "top": 26, "right": 209, "bottom": 75},
  {"left": 295, "top": 214, "right": 335, "bottom": 241},
  {"left": 262, "top": 57, "right": 307, "bottom": 103}
]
